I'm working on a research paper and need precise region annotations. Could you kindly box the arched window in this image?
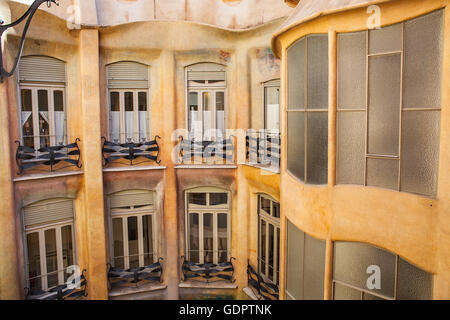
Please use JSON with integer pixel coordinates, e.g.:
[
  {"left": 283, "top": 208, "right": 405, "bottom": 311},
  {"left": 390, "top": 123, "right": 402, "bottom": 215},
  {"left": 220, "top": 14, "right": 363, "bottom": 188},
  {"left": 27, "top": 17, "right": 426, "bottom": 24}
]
[
  {"left": 23, "top": 198, "right": 76, "bottom": 293},
  {"left": 186, "top": 63, "right": 227, "bottom": 141},
  {"left": 185, "top": 187, "right": 230, "bottom": 264},
  {"left": 108, "top": 190, "right": 157, "bottom": 269},
  {"left": 107, "top": 61, "right": 150, "bottom": 143},
  {"left": 18, "top": 56, "right": 67, "bottom": 150}
]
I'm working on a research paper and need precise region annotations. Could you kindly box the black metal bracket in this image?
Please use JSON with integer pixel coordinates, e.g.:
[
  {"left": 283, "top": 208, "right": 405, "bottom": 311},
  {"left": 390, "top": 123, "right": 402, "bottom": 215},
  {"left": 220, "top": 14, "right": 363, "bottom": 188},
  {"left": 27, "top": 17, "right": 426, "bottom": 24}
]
[{"left": 0, "top": 0, "right": 59, "bottom": 83}]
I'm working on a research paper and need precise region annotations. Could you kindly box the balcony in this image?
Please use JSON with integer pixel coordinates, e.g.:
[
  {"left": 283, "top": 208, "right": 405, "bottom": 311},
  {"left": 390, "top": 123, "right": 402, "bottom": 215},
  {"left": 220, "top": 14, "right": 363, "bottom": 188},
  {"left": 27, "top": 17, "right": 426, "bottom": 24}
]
[
  {"left": 177, "top": 136, "right": 236, "bottom": 166},
  {"left": 245, "top": 263, "right": 279, "bottom": 300},
  {"left": 180, "top": 256, "right": 236, "bottom": 288},
  {"left": 245, "top": 130, "right": 280, "bottom": 173}
]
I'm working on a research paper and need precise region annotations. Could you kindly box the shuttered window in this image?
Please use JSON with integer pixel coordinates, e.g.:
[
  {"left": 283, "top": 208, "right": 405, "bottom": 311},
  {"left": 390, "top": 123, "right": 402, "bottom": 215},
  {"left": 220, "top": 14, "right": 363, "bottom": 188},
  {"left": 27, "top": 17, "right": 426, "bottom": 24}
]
[
  {"left": 19, "top": 56, "right": 66, "bottom": 84},
  {"left": 109, "top": 190, "right": 157, "bottom": 269},
  {"left": 107, "top": 62, "right": 150, "bottom": 143},
  {"left": 24, "top": 198, "right": 74, "bottom": 228}
]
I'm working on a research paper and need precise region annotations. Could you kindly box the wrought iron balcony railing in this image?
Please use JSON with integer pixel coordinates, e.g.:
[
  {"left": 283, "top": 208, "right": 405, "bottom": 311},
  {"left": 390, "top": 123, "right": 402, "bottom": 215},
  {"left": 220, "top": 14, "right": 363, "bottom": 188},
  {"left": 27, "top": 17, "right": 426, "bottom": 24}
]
[
  {"left": 26, "top": 269, "right": 87, "bottom": 300},
  {"left": 15, "top": 139, "right": 82, "bottom": 175},
  {"left": 247, "top": 263, "right": 279, "bottom": 300},
  {"left": 181, "top": 256, "right": 235, "bottom": 284},
  {"left": 246, "top": 130, "right": 280, "bottom": 171},
  {"left": 178, "top": 136, "right": 235, "bottom": 165},
  {"left": 107, "top": 258, "right": 164, "bottom": 290},
  {"left": 102, "top": 136, "right": 161, "bottom": 167}
]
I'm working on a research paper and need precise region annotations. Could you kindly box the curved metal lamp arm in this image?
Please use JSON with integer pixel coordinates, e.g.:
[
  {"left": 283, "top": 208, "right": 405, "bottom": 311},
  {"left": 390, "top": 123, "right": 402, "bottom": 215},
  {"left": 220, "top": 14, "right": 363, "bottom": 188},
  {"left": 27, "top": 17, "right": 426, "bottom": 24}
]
[{"left": 0, "top": 0, "right": 59, "bottom": 83}]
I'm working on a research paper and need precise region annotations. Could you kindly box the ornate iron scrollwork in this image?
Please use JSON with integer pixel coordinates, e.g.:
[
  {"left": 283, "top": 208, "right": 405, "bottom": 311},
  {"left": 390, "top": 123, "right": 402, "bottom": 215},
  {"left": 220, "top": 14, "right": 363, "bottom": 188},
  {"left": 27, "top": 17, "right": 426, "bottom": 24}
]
[
  {"left": 179, "top": 136, "right": 235, "bottom": 164},
  {"left": 15, "top": 138, "right": 82, "bottom": 175},
  {"left": 247, "top": 262, "right": 279, "bottom": 300},
  {"left": 107, "top": 258, "right": 164, "bottom": 290},
  {"left": 101, "top": 136, "right": 161, "bottom": 167},
  {"left": 0, "top": 0, "right": 59, "bottom": 83},
  {"left": 181, "top": 256, "right": 236, "bottom": 284}
]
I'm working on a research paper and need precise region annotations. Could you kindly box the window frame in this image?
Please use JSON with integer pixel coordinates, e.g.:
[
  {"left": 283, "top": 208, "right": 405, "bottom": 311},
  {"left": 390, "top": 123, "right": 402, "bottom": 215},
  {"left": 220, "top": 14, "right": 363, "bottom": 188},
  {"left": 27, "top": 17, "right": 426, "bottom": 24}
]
[
  {"left": 184, "top": 188, "right": 231, "bottom": 264},
  {"left": 262, "top": 79, "right": 280, "bottom": 132},
  {"left": 257, "top": 194, "right": 280, "bottom": 285}
]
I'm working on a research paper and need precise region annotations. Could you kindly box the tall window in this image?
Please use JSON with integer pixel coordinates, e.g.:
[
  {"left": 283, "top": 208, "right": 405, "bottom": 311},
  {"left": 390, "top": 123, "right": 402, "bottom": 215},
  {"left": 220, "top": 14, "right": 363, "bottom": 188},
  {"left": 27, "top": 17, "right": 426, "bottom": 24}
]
[
  {"left": 337, "top": 10, "right": 443, "bottom": 197},
  {"left": 23, "top": 199, "right": 76, "bottom": 293},
  {"left": 333, "top": 242, "right": 433, "bottom": 300},
  {"left": 187, "top": 63, "right": 227, "bottom": 141},
  {"left": 263, "top": 80, "right": 280, "bottom": 132},
  {"left": 258, "top": 195, "right": 280, "bottom": 285},
  {"left": 287, "top": 35, "right": 329, "bottom": 185},
  {"left": 109, "top": 190, "right": 157, "bottom": 269},
  {"left": 19, "top": 56, "right": 67, "bottom": 149},
  {"left": 185, "top": 188, "right": 230, "bottom": 264},
  {"left": 285, "top": 220, "right": 326, "bottom": 300},
  {"left": 107, "top": 62, "right": 150, "bottom": 143}
]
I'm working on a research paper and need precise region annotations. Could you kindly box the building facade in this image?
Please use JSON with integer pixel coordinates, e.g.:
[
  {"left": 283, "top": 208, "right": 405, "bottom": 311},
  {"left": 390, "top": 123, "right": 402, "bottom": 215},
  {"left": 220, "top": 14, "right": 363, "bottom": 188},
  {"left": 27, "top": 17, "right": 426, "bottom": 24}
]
[{"left": 0, "top": 0, "right": 448, "bottom": 300}]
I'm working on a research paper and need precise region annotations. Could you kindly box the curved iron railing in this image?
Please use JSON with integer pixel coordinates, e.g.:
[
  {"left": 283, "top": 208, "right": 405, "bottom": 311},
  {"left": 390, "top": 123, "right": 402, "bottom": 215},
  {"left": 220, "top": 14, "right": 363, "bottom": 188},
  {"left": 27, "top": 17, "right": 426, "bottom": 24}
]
[
  {"left": 181, "top": 256, "right": 236, "bottom": 284},
  {"left": 247, "top": 263, "right": 279, "bottom": 300},
  {"left": 102, "top": 136, "right": 161, "bottom": 167},
  {"left": 107, "top": 258, "right": 164, "bottom": 290},
  {"left": 178, "top": 136, "right": 235, "bottom": 164},
  {"left": 246, "top": 130, "right": 280, "bottom": 170}
]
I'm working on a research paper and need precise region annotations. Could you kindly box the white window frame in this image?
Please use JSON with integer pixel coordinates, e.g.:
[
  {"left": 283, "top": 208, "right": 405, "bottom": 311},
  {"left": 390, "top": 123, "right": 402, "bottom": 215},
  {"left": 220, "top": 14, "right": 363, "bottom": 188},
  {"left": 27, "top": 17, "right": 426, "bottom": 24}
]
[
  {"left": 24, "top": 220, "right": 76, "bottom": 292},
  {"left": 263, "top": 79, "right": 280, "bottom": 132},
  {"left": 107, "top": 89, "right": 151, "bottom": 144},
  {"left": 185, "top": 188, "right": 231, "bottom": 264},
  {"left": 19, "top": 83, "right": 68, "bottom": 150},
  {"left": 258, "top": 194, "right": 280, "bottom": 285},
  {"left": 109, "top": 203, "right": 157, "bottom": 270}
]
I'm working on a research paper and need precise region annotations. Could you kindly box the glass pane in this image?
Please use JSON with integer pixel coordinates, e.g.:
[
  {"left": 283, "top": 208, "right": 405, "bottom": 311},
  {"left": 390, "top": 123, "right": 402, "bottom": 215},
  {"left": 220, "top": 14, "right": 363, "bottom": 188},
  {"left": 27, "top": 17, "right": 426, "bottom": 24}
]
[
  {"left": 216, "top": 92, "right": 225, "bottom": 138},
  {"left": 189, "top": 213, "right": 199, "bottom": 263},
  {"left": 333, "top": 242, "right": 396, "bottom": 298},
  {"left": 368, "top": 54, "right": 401, "bottom": 156},
  {"left": 110, "top": 92, "right": 120, "bottom": 142},
  {"left": 53, "top": 91, "right": 65, "bottom": 145},
  {"left": 22, "top": 89, "right": 34, "bottom": 148},
  {"left": 287, "top": 112, "right": 305, "bottom": 181},
  {"left": 337, "top": 111, "right": 366, "bottom": 185},
  {"left": 276, "top": 228, "right": 280, "bottom": 284},
  {"left": 303, "top": 234, "right": 326, "bottom": 300},
  {"left": 127, "top": 216, "right": 139, "bottom": 269},
  {"left": 333, "top": 282, "right": 361, "bottom": 300},
  {"left": 143, "top": 215, "right": 153, "bottom": 266},
  {"left": 337, "top": 32, "right": 366, "bottom": 109},
  {"left": 307, "top": 35, "right": 328, "bottom": 109},
  {"left": 210, "top": 193, "right": 227, "bottom": 206},
  {"left": 397, "top": 258, "right": 433, "bottom": 300},
  {"left": 265, "top": 86, "right": 280, "bottom": 131},
  {"left": 401, "top": 111, "right": 440, "bottom": 197},
  {"left": 369, "top": 23, "right": 402, "bottom": 54},
  {"left": 203, "top": 92, "right": 213, "bottom": 140},
  {"left": 404, "top": 10, "right": 443, "bottom": 109},
  {"left": 61, "top": 225, "right": 73, "bottom": 281},
  {"left": 307, "top": 112, "right": 328, "bottom": 185},
  {"left": 272, "top": 202, "right": 280, "bottom": 218},
  {"left": 268, "top": 224, "right": 274, "bottom": 282},
  {"left": 260, "top": 197, "right": 271, "bottom": 215},
  {"left": 363, "top": 292, "right": 384, "bottom": 300},
  {"left": 260, "top": 219, "right": 266, "bottom": 274},
  {"left": 112, "top": 218, "right": 124, "bottom": 269},
  {"left": 125, "top": 92, "right": 134, "bottom": 142},
  {"left": 26, "top": 232, "right": 41, "bottom": 292},
  {"left": 189, "top": 92, "right": 199, "bottom": 135},
  {"left": 366, "top": 158, "right": 399, "bottom": 191},
  {"left": 218, "top": 213, "right": 228, "bottom": 263},
  {"left": 38, "top": 90, "right": 48, "bottom": 112},
  {"left": 188, "top": 193, "right": 206, "bottom": 206},
  {"left": 38, "top": 90, "right": 50, "bottom": 148},
  {"left": 138, "top": 92, "right": 148, "bottom": 142},
  {"left": 287, "top": 38, "right": 305, "bottom": 110},
  {"left": 203, "top": 213, "right": 213, "bottom": 263},
  {"left": 44, "top": 229, "right": 58, "bottom": 288},
  {"left": 286, "top": 220, "right": 304, "bottom": 300}
]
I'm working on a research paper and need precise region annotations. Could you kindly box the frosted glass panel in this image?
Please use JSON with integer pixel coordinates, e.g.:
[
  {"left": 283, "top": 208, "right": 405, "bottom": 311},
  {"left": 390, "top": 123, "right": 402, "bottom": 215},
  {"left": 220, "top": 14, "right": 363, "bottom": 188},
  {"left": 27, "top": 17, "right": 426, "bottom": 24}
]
[
  {"left": 337, "top": 112, "right": 365, "bottom": 185},
  {"left": 287, "top": 38, "right": 305, "bottom": 110},
  {"left": 401, "top": 111, "right": 440, "bottom": 197},
  {"left": 286, "top": 220, "right": 304, "bottom": 300},
  {"left": 397, "top": 258, "right": 433, "bottom": 300},
  {"left": 404, "top": 10, "right": 443, "bottom": 109},
  {"left": 367, "top": 158, "right": 399, "bottom": 191},
  {"left": 334, "top": 242, "right": 396, "bottom": 298},
  {"left": 287, "top": 112, "right": 305, "bottom": 181},
  {"left": 337, "top": 32, "right": 366, "bottom": 109},
  {"left": 369, "top": 23, "right": 402, "bottom": 54},
  {"left": 368, "top": 55, "right": 401, "bottom": 156},
  {"left": 306, "top": 112, "right": 328, "bottom": 185},
  {"left": 303, "top": 234, "right": 326, "bottom": 300},
  {"left": 333, "top": 282, "right": 361, "bottom": 300},
  {"left": 307, "top": 35, "right": 328, "bottom": 109}
]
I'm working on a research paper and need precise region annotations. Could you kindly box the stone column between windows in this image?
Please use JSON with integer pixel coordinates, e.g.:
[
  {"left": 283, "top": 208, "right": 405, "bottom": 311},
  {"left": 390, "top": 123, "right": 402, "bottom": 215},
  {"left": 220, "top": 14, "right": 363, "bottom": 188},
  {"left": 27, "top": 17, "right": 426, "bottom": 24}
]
[
  {"left": 77, "top": 28, "right": 108, "bottom": 299},
  {"left": 0, "top": 1, "right": 21, "bottom": 300}
]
